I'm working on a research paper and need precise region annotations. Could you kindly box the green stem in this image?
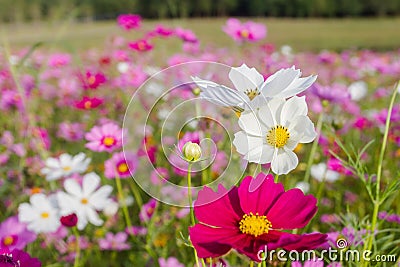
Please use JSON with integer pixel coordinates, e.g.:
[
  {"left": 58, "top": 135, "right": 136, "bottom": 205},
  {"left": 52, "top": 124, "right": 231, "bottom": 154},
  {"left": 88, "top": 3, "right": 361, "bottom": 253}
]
[
  {"left": 364, "top": 84, "right": 398, "bottom": 259},
  {"left": 250, "top": 261, "right": 254, "bottom": 267},
  {"left": 262, "top": 260, "right": 267, "bottom": 267},
  {"left": 115, "top": 174, "right": 132, "bottom": 229},
  {"left": 129, "top": 179, "right": 143, "bottom": 208},
  {"left": 187, "top": 163, "right": 195, "bottom": 225},
  {"left": 274, "top": 174, "right": 279, "bottom": 183},
  {"left": 72, "top": 227, "right": 81, "bottom": 267},
  {"left": 304, "top": 111, "right": 324, "bottom": 184}
]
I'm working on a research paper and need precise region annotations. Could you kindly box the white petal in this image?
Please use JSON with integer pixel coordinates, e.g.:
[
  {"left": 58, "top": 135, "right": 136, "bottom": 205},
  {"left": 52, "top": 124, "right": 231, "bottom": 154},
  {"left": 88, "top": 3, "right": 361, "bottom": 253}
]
[
  {"left": 18, "top": 203, "right": 37, "bottom": 222},
  {"left": 257, "top": 104, "right": 276, "bottom": 129},
  {"left": 57, "top": 192, "right": 78, "bottom": 214},
  {"left": 238, "top": 110, "right": 266, "bottom": 136},
  {"left": 229, "top": 64, "right": 264, "bottom": 92},
  {"left": 271, "top": 149, "right": 299, "bottom": 175},
  {"left": 233, "top": 131, "right": 264, "bottom": 155},
  {"left": 245, "top": 145, "right": 274, "bottom": 164},
  {"left": 45, "top": 157, "right": 60, "bottom": 168},
  {"left": 82, "top": 172, "right": 100, "bottom": 196},
  {"left": 288, "top": 116, "right": 317, "bottom": 143},
  {"left": 86, "top": 207, "right": 103, "bottom": 226},
  {"left": 64, "top": 178, "right": 83, "bottom": 197},
  {"left": 30, "top": 194, "right": 50, "bottom": 210},
  {"left": 280, "top": 96, "right": 308, "bottom": 126},
  {"left": 59, "top": 153, "right": 72, "bottom": 164},
  {"left": 89, "top": 185, "right": 113, "bottom": 210},
  {"left": 200, "top": 84, "right": 248, "bottom": 108},
  {"left": 276, "top": 74, "right": 317, "bottom": 98},
  {"left": 261, "top": 67, "right": 300, "bottom": 97}
]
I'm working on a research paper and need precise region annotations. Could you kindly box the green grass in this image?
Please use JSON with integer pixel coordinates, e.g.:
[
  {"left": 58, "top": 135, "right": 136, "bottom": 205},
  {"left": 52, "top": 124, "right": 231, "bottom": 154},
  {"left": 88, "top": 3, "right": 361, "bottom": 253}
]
[{"left": 2, "top": 17, "right": 400, "bottom": 52}]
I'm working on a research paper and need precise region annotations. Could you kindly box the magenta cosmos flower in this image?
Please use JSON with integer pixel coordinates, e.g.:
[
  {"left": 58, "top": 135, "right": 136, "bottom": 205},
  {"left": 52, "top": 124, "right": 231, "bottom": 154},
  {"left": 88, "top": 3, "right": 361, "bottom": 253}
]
[
  {"left": 223, "top": 18, "right": 266, "bottom": 43},
  {"left": 189, "top": 173, "right": 326, "bottom": 261},
  {"left": 85, "top": 123, "right": 122, "bottom": 152},
  {"left": 117, "top": 14, "right": 141, "bottom": 30},
  {"left": 0, "top": 247, "right": 41, "bottom": 267},
  {"left": 0, "top": 216, "right": 36, "bottom": 250},
  {"left": 104, "top": 152, "right": 138, "bottom": 179}
]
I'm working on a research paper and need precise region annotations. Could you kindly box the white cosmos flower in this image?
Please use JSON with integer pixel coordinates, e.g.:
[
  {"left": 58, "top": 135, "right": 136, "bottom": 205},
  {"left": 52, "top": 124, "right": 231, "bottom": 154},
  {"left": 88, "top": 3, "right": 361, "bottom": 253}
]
[
  {"left": 311, "top": 163, "right": 340, "bottom": 182},
  {"left": 193, "top": 64, "right": 316, "bottom": 111},
  {"left": 57, "top": 172, "right": 113, "bottom": 230},
  {"left": 348, "top": 81, "right": 367, "bottom": 101},
  {"left": 18, "top": 193, "right": 60, "bottom": 233},
  {"left": 41, "top": 152, "right": 91, "bottom": 181},
  {"left": 233, "top": 96, "right": 316, "bottom": 175}
]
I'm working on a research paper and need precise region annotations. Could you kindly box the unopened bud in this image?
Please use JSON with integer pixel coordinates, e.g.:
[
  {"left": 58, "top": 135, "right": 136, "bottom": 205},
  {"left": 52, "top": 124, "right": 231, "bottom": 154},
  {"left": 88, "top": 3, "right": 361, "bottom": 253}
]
[{"left": 182, "top": 142, "right": 202, "bottom": 162}]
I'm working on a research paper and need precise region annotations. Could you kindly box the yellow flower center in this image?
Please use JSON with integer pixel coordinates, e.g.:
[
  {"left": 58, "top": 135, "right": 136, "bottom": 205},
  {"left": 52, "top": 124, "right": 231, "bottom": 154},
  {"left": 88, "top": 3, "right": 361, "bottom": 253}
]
[
  {"left": 244, "top": 89, "right": 260, "bottom": 101},
  {"left": 30, "top": 187, "right": 42, "bottom": 195},
  {"left": 3, "top": 236, "right": 14, "bottom": 246},
  {"left": 63, "top": 166, "right": 72, "bottom": 171},
  {"left": 81, "top": 198, "right": 88, "bottom": 204},
  {"left": 103, "top": 137, "right": 115, "bottom": 147},
  {"left": 84, "top": 101, "right": 92, "bottom": 109},
  {"left": 239, "top": 212, "right": 272, "bottom": 237},
  {"left": 138, "top": 41, "right": 146, "bottom": 50},
  {"left": 266, "top": 125, "right": 290, "bottom": 148},
  {"left": 240, "top": 29, "right": 250, "bottom": 38},
  {"left": 117, "top": 162, "right": 128, "bottom": 173},
  {"left": 88, "top": 76, "right": 96, "bottom": 85},
  {"left": 41, "top": 212, "right": 49, "bottom": 218}
]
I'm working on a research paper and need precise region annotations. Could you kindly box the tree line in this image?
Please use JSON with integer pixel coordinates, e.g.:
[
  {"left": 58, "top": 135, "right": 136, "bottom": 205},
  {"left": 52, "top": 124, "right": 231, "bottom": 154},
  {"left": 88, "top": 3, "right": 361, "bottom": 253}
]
[{"left": 1, "top": 0, "right": 400, "bottom": 22}]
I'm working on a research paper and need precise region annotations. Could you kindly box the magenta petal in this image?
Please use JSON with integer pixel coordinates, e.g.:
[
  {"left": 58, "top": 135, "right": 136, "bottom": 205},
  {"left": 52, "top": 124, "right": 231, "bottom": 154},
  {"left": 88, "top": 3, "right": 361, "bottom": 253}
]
[
  {"left": 189, "top": 224, "right": 240, "bottom": 258},
  {"left": 267, "top": 188, "right": 317, "bottom": 229},
  {"left": 194, "top": 184, "right": 242, "bottom": 228},
  {"left": 281, "top": 232, "right": 328, "bottom": 251},
  {"left": 238, "top": 173, "right": 284, "bottom": 215}
]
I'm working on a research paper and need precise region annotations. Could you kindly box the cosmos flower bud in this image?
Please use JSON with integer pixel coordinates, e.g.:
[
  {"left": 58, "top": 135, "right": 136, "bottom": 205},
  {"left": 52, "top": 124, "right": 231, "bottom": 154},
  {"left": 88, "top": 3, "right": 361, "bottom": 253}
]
[
  {"left": 60, "top": 213, "right": 78, "bottom": 228},
  {"left": 182, "top": 142, "right": 202, "bottom": 162}
]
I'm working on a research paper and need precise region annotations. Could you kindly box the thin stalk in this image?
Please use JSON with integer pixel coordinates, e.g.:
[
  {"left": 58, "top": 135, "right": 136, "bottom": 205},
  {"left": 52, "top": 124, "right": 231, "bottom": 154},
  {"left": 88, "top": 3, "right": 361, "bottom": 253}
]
[
  {"left": 365, "top": 84, "right": 398, "bottom": 258},
  {"left": 187, "top": 163, "right": 195, "bottom": 225},
  {"left": 274, "top": 174, "right": 279, "bottom": 183},
  {"left": 72, "top": 227, "right": 81, "bottom": 267},
  {"left": 129, "top": 179, "right": 143, "bottom": 208},
  {"left": 304, "top": 111, "right": 324, "bottom": 183},
  {"left": 115, "top": 174, "right": 132, "bottom": 229}
]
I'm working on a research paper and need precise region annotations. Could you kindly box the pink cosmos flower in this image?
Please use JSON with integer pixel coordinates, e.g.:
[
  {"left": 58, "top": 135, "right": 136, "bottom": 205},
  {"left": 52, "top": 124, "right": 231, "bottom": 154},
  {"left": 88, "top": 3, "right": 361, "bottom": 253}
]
[
  {"left": 139, "top": 199, "right": 157, "bottom": 223},
  {"left": 174, "top": 27, "right": 198, "bottom": 43},
  {"left": 75, "top": 96, "right": 103, "bottom": 110},
  {"left": 104, "top": 152, "right": 138, "bottom": 179},
  {"left": 125, "top": 226, "right": 147, "bottom": 236},
  {"left": 0, "top": 247, "right": 41, "bottom": 267},
  {"left": 57, "top": 122, "right": 85, "bottom": 142},
  {"left": 223, "top": 18, "right": 266, "bottom": 43},
  {"left": 149, "top": 25, "right": 174, "bottom": 37},
  {"left": 0, "top": 216, "right": 36, "bottom": 250},
  {"left": 47, "top": 53, "right": 71, "bottom": 68},
  {"left": 158, "top": 257, "right": 185, "bottom": 267},
  {"left": 189, "top": 173, "right": 326, "bottom": 261},
  {"left": 128, "top": 39, "right": 153, "bottom": 52},
  {"left": 99, "top": 232, "right": 131, "bottom": 251},
  {"left": 117, "top": 14, "right": 141, "bottom": 30},
  {"left": 81, "top": 71, "right": 106, "bottom": 90},
  {"left": 85, "top": 123, "right": 122, "bottom": 152}
]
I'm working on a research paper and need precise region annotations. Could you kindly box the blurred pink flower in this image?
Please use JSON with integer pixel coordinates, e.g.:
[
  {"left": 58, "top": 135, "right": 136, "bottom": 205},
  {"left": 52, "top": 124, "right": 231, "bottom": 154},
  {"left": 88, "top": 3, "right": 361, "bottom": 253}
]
[
  {"left": 104, "top": 152, "right": 138, "bottom": 179},
  {"left": 159, "top": 257, "right": 185, "bottom": 267},
  {"left": 223, "top": 18, "right": 266, "bottom": 43},
  {"left": 0, "top": 216, "right": 37, "bottom": 250},
  {"left": 174, "top": 27, "right": 198, "bottom": 43},
  {"left": 57, "top": 122, "right": 85, "bottom": 142},
  {"left": 75, "top": 96, "right": 103, "bottom": 110},
  {"left": 128, "top": 39, "right": 153, "bottom": 52},
  {"left": 139, "top": 199, "right": 157, "bottom": 223},
  {"left": 117, "top": 14, "right": 141, "bottom": 30},
  {"left": 0, "top": 247, "right": 41, "bottom": 267},
  {"left": 99, "top": 232, "right": 131, "bottom": 251},
  {"left": 47, "top": 53, "right": 71, "bottom": 68},
  {"left": 81, "top": 71, "right": 106, "bottom": 90}
]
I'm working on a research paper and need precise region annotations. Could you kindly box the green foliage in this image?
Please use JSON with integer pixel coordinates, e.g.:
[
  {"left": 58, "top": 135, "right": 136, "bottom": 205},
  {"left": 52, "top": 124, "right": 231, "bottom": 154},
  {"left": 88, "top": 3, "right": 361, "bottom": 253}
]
[{"left": 1, "top": 0, "right": 400, "bottom": 22}]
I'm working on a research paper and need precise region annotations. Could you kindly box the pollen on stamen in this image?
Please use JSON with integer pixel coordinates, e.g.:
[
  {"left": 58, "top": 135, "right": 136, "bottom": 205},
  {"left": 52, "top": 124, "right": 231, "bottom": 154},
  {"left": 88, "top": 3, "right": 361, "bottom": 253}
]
[{"left": 266, "top": 125, "right": 290, "bottom": 148}]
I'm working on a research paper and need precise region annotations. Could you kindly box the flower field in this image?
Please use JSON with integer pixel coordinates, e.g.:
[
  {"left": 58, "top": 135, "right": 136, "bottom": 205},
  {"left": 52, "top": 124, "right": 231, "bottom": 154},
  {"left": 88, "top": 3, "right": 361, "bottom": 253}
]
[{"left": 0, "top": 16, "right": 399, "bottom": 267}]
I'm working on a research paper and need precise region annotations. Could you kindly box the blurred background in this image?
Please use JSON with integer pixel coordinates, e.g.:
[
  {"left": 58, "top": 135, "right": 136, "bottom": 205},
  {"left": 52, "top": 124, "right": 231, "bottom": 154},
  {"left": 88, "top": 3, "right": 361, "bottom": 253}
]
[{"left": 1, "top": 0, "right": 400, "bottom": 52}]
